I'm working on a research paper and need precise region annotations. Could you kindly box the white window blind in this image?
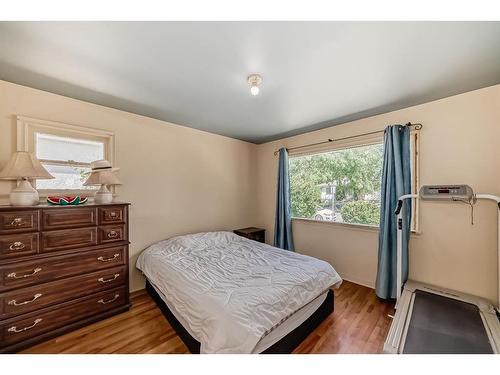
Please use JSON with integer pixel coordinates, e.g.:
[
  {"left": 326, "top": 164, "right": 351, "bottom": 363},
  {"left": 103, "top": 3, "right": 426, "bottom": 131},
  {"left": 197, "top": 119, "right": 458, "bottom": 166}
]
[{"left": 36, "top": 133, "right": 104, "bottom": 164}]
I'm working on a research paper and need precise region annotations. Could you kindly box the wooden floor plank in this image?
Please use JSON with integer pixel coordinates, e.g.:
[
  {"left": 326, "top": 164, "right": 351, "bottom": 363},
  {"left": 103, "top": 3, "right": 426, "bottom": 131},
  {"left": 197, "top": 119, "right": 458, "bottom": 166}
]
[{"left": 21, "top": 281, "right": 394, "bottom": 354}]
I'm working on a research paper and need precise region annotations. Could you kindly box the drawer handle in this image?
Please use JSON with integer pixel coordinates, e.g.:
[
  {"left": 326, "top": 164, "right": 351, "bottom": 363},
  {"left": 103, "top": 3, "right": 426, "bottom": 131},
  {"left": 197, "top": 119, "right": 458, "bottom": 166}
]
[
  {"left": 97, "top": 253, "right": 120, "bottom": 262},
  {"left": 98, "top": 273, "right": 120, "bottom": 283},
  {"left": 109, "top": 212, "right": 119, "bottom": 219},
  {"left": 9, "top": 218, "right": 24, "bottom": 227},
  {"left": 9, "top": 241, "right": 26, "bottom": 251},
  {"left": 8, "top": 293, "right": 43, "bottom": 306},
  {"left": 106, "top": 230, "right": 119, "bottom": 239},
  {"left": 98, "top": 293, "right": 120, "bottom": 305},
  {"left": 8, "top": 318, "right": 43, "bottom": 333},
  {"left": 7, "top": 267, "right": 42, "bottom": 279}
]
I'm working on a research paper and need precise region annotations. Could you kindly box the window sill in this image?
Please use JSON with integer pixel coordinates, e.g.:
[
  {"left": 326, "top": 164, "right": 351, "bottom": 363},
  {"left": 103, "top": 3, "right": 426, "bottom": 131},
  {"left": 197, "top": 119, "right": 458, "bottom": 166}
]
[
  {"left": 0, "top": 191, "right": 118, "bottom": 205},
  {"left": 36, "top": 188, "right": 117, "bottom": 198},
  {"left": 37, "top": 190, "right": 99, "bottom": 198},
  {"left": 292, "top": 217, "right": 421, "bottom": 236},
  {"left": 292, "top": 217, "right": 379, "bottom": 232}
]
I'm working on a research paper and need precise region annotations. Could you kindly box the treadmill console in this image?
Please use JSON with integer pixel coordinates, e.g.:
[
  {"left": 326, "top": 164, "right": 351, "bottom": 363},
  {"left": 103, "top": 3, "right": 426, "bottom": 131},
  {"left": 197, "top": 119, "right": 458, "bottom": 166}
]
[{"left": 419, "top": 185, "right": 473, "bottom": 201}]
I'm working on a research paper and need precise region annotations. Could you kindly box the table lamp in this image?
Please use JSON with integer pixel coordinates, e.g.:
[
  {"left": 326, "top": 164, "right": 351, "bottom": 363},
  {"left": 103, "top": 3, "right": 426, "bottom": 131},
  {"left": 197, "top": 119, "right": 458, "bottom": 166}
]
[
  {"left": 83, "top": 160, "right": 121, "bottom": 204},
  {"left": 0, "top": 151, "right": 54, "bottom": 206}
]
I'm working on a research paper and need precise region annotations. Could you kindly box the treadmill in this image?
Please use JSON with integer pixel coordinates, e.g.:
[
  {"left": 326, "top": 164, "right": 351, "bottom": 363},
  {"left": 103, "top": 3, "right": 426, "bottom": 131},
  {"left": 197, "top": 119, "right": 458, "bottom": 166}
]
[{"left": 384, "top": 185, "right": 500, "bottom": 354}]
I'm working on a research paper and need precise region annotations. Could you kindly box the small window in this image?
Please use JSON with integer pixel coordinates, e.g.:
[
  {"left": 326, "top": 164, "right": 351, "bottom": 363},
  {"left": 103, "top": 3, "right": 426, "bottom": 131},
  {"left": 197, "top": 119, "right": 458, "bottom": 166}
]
[
  {"left": 290, "top": 143, "right": 384, "bottom": 227},
  {"left": 35, "top": 133, "right": 105, "bottom": 191},
  {"left": 17, "top": 116, "right": 115, "bottom": 196}
]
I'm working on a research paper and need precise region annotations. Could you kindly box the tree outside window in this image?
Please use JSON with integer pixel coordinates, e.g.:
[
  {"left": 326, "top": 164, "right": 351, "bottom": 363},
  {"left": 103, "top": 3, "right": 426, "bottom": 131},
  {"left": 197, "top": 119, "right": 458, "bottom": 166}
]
[{"left": 289, "top": 143, "right": 383, "bottom": 226}]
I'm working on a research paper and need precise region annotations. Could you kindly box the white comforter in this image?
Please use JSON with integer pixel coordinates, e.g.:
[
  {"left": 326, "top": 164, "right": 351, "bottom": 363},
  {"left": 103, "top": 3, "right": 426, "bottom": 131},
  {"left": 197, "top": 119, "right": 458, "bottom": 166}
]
[{"left": 136, "top": 231, "right": 342, "bottom": 353}]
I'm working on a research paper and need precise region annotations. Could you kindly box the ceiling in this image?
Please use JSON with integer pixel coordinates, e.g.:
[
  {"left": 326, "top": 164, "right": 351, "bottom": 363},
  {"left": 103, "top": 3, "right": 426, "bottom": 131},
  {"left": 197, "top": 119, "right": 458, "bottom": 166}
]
[{"left": 0, "top": 22, "right": 499, "bottom": 143}]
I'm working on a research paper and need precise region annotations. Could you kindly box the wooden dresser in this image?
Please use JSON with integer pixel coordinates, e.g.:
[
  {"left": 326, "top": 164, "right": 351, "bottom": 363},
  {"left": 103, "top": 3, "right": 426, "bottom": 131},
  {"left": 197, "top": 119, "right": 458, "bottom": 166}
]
[{"left": 0, "top": 202, "right": 130, "bottom": 353}]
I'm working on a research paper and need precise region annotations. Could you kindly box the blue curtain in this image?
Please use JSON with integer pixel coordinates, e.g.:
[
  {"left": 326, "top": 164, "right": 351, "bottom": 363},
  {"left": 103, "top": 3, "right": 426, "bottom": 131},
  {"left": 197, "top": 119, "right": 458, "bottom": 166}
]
[
  {"left": 274, "top": 147, "right": 295, "bottom": 251},
  {"left": 375, "top": 125, "right": 412, "bottom": 299}
]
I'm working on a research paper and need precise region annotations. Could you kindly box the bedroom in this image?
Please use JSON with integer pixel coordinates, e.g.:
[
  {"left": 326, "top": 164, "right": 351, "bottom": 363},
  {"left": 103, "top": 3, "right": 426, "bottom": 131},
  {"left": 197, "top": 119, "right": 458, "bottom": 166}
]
[{"left": 1, "top": 1, "right": 500, "bottom": 372}]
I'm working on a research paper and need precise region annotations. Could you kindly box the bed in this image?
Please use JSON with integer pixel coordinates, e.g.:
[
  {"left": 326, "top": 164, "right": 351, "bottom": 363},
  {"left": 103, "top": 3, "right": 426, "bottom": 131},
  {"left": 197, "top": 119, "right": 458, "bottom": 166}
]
[{"left": 136, "top": 231, "right": 342, "bottom": 353}]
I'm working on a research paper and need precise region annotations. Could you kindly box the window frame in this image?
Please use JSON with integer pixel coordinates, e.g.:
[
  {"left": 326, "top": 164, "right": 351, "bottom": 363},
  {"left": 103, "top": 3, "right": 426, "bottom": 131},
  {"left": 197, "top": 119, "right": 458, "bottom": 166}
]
[
  {"left": 16, "top": 116, "right": 115, "bottom": 198},
  {"left": 288, "top": 129, "right": 420, "bottom": 233}
]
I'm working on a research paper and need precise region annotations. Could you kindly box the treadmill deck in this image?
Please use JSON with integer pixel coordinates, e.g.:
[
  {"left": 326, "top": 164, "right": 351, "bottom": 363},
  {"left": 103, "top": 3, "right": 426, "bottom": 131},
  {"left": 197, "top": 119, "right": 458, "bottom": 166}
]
[{"left": 403, "top": 290, "right": 493, "bottom": 353}]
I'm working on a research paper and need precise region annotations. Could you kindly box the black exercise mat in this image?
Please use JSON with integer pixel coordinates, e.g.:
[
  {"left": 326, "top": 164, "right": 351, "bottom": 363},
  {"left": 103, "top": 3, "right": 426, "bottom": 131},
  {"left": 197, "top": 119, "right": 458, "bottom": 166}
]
[{"left": 403, "top": 290, "right": 493, "bottom": 354}]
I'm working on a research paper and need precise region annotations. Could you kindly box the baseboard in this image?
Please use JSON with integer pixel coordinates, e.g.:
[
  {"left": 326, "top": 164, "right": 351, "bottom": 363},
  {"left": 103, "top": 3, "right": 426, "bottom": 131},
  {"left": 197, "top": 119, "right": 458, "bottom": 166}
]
[
  {"left": 130, "top": 288, "right": 147, "bottom": 297},
  {"left": 341, "top": 276, "right": 375, "bottom": 290}
]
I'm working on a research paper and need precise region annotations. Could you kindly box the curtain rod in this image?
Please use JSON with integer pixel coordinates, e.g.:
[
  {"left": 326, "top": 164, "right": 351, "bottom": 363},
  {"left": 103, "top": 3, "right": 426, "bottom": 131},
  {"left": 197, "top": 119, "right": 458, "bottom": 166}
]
[{"left": 273, "top": 122, "right": 423, "bottom": 156}]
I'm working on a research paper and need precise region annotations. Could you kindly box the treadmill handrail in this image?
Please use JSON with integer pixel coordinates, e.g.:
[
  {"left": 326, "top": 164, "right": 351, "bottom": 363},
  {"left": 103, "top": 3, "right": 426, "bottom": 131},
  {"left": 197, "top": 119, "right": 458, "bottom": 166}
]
[
  {"left": 395, "top": 194, "right": 418, "bottom": 305},
  {"left": 475, "top": 194, "right": 500, "bottom": 312},
  {"left": 395, "top": 192, "right": 500, "bottom": 311}
]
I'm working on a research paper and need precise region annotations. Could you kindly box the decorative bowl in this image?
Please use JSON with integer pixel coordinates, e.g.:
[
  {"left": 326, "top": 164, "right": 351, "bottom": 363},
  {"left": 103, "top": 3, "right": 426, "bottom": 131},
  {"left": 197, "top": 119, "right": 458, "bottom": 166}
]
[{"left": 47, "top": 196, "right": 88, "bottom": 205}]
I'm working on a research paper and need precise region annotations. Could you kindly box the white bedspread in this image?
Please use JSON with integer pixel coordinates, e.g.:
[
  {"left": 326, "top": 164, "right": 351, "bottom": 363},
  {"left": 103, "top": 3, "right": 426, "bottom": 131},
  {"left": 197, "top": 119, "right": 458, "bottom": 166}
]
[{"left": 136, "top": 231, "right": 342, "bottom": 353}]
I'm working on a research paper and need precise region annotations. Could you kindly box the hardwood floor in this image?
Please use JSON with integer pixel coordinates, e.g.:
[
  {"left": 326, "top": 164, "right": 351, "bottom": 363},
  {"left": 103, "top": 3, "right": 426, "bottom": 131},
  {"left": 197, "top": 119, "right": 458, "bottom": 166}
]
[
  {"left": 293, "top": 281, "right": 395, "bottom": 353},
  {"left": 21, "top": 280, "right": 394, "bottom": 354}
]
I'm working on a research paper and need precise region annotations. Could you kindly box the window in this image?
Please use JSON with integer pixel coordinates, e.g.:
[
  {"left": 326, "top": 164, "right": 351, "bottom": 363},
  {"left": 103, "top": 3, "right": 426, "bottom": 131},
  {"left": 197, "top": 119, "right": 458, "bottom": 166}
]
[
  {"left": 16, "top": 116, "right": 114, "bottom": 195},
  {"left": 290, "top": 143, "right": 384, "bottom": 227},
  {"left": 289, "top": 133, "right": 419, "bottom": 230},
  {"left": 35, "top": 134, "right": 104, "bottom": 191}
]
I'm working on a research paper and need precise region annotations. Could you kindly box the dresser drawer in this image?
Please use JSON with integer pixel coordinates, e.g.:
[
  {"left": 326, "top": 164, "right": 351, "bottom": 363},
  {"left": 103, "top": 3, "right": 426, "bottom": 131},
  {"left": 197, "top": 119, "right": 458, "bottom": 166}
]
[
  {"left": 0, "top": 233, "right": 39, "bottom": 260},
  {"left": 0, "top": 266, "right": 126, "bottom": 319},
  {"left": 0, "top": 246, "right": 128, "bottom": 291},
  {"left": 0, "top": 211, "right": 39, "bottom": 234},
  {"left": 98, "top": 206, "right": 126, "bottom": 225},
  {"left": 42, "top": 227, "right": 97, "bottom": 253},
  {"left": 1, "top": 286, "right": 127, "bottom": 348},
  {"left": 98, "top": 225, "right": 127, "bottom": 244},
  {"left": 42, "top": 207, "right": 97, "bottom": 230}
]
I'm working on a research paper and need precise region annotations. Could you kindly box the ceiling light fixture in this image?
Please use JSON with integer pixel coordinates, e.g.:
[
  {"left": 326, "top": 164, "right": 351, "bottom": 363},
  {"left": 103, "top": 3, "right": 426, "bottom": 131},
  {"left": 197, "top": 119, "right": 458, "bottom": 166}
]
[{"left": 247, "top": 74, "right": 262, "bottom": 96}]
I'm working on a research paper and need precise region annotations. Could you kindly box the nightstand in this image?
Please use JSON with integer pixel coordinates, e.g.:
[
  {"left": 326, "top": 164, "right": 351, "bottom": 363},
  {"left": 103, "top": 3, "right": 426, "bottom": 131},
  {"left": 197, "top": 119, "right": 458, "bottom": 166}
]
[{"left": 233, "top": 227, "right": 266, "bottom": 243}]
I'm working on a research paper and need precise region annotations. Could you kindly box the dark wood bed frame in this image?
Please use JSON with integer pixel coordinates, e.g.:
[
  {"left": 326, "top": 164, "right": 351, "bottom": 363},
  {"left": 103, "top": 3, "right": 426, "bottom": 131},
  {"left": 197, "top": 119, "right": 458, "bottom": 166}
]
[{"left": 145, "top": 280, "right": 334, "bottom": 354}]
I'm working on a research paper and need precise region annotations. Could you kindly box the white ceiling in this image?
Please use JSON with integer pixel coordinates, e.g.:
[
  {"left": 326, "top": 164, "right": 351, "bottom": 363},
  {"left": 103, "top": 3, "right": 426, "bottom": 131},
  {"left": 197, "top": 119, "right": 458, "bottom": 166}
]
[{"left": 0, "top": 22, "right": 499, "bottom": 143}]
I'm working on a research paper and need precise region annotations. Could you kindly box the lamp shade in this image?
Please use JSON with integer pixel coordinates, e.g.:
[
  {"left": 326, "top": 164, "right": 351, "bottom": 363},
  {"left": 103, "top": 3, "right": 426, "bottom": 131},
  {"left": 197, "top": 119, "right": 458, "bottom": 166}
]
[
  {"left": 83, "top": 170, "right": 122, "bottom": 186},
  {"left": 0, "top": 151, "right": 54, "bottom": 180}
]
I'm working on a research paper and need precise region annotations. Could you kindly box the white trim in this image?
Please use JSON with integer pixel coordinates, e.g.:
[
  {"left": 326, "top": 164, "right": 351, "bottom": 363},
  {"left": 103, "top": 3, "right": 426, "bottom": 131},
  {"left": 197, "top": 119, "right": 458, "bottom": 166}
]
[
  {"left": 292, "top": 211, "right": 422, "bottom": 236},
  {"left": 292, "top": 217, "right": 379, "bottom": 232},
  {"left": 410, "top": 130, "right": 420, "bottom": 233},
  {"left": 288, "top": 132, "right": 384, "bottom": 157},
  {"left": 17, "top": 115, "right": 114, "bottom": 138},
  {"left": 341, "top": 276, "right": 375, "bottom": 290},
  {"left": 16, "top": 115, "right": 116, "bottom": 197},
  {"left": 16, "top": 115, "right": 114, "bottom": 162}
]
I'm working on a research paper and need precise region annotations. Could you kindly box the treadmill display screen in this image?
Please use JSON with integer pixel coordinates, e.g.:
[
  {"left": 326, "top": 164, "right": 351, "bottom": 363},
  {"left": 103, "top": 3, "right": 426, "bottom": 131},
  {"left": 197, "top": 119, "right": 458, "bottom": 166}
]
[{"left": 420, "top": 185, "right": 473, "bottom": 200}]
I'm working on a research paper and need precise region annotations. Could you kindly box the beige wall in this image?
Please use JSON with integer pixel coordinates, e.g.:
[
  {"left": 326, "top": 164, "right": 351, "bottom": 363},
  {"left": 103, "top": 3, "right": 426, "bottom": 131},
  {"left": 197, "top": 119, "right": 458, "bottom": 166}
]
[
  {"left": 256, "top": 85, "right": 500, "bottom": 304},
  {"left": 0, "top": 80, "right": 257, "bottom": 292},
  {"left": 1, "top": 79, "right": 499, "bottom": 305}
]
